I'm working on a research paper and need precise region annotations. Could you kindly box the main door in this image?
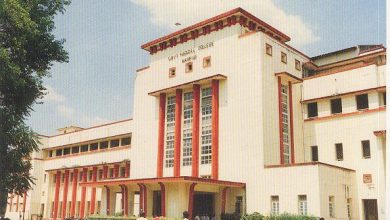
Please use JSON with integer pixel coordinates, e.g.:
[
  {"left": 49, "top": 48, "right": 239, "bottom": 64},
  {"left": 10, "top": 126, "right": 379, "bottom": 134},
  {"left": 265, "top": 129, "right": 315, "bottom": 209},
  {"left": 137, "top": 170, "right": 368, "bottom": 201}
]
[
  {"left": 194, "top": 193, "right": 214, "bottom": 218},
  {"left": 363, "top": 199, "right": 378, "bottom": 220}
]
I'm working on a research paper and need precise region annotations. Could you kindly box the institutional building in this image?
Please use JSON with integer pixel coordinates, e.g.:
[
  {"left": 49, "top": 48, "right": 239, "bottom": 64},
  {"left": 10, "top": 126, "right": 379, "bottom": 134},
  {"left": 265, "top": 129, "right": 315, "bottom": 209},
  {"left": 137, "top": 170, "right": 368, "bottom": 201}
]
[{"left": 5, "top": 8, "right": 386, "bottom": 220}]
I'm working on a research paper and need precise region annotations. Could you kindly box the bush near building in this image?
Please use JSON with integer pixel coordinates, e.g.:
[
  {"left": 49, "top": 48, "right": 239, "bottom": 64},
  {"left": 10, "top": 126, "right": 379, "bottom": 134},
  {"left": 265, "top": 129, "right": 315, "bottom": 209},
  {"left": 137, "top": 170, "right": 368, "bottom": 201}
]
[{"left": 240, "top": 212, "right": 317, "bottom": 220}]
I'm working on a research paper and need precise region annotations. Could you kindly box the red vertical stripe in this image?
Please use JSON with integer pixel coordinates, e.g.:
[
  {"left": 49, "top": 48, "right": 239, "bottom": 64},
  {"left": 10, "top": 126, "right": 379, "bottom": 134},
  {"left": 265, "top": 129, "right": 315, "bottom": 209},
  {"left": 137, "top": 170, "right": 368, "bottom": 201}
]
[
  {"left": 288, "top": 81, "right": 295, "bottom": 164},
  {"left": 103, "top": 166, "right": 108, "bottom": 179},
  {"left": 143, "top": 184, "right": 148, "bottom": 216},
  {"left": 70, "top": 169, "right": 78, "bottom": 217},
  {"left": 188, "top": 183, "right": 197, "bottom": 220},
  {"left": 158, "top": 182, "right": 166, "bottom": 216},
  {"left": 61, "top": 170, "right": 69, "bottom": 220},
  {"left": 124, "top": 186, "right": 129, "bottom": 215},
  {"left": 192, "top": 85, "right": 200, "bottom": 177},
  {"left": 157, "top": 93, "right": 166, "bottom": 177},
  {"left": 79, "top": 168, "right": 88, "bottom": 218},
  {"left": 90, "top": 167, "right": 97, "bottom": 214},
  {"left": 221, "top": 187, "right": 228, "bottom": 214},
  {"left": 277, "top": 76, "right": 284, "bottom": 164},
  {"left": 105, "top": 186, "right": 110, "bottom": 215},
  {"left": 114, "top": 164, "right": 119, "bottom": 178},
  {"left": 137, "top": 184, "right": 143, "bottom": 214},
  {"left": 125, "top": 161, "right": 131, "bottom": 178},
  {"left": 174, "top": 89, "right": 183, "bottom": 177},
  {"left": 53, "top": 171, "right": 61, "bottom": 220},
  {"left": 211, "top": 80, "right": 219, "bottom": 179}
]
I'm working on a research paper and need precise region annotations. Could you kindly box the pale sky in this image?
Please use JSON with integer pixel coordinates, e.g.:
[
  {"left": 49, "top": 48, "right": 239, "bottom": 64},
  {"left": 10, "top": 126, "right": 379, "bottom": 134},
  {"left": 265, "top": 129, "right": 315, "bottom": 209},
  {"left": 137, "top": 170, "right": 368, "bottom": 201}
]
[{"left": 27, "top": 0, "right": 386, "bottom": 135}]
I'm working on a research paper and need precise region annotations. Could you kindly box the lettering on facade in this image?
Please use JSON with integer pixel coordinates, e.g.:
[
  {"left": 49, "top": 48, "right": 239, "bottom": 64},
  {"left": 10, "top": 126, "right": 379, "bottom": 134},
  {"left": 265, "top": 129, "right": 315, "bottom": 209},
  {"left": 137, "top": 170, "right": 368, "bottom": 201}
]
[{"left": 168, "top": 42, "right": 214, "bottom": 63}]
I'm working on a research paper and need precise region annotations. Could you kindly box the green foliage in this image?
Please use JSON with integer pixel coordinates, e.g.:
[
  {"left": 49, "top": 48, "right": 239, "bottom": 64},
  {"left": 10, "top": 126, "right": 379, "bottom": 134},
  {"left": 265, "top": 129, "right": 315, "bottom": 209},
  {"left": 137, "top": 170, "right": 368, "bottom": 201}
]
[
  {"left": 0, "top": 0, "right": 70, "bottom": 217},
  {"left": 222, "top": 213, "right": 243, "bottom": 220},
  {"left": 241, "top": 213, "right": 316, "bottom": 220},
  {"left": 241, "top": 212, "right": 264, "bottom": 220}
]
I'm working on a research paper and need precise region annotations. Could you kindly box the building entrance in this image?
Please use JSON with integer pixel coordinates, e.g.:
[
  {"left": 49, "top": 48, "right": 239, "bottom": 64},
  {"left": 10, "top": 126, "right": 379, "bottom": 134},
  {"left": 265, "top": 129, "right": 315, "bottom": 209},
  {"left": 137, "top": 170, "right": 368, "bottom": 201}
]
[
  {"left": 193, "top": 193, "right": 214, "bottom": 219},
  {"left": 363, "top": 199, "right": 378, "bottom": 220}
]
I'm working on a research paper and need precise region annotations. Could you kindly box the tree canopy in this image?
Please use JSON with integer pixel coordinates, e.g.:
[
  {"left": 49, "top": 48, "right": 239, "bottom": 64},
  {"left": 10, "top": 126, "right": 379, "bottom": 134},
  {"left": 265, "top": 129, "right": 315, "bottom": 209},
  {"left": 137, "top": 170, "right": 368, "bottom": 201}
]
[{"left": 0, "top": 0, "right": 70, "bottom": 217}]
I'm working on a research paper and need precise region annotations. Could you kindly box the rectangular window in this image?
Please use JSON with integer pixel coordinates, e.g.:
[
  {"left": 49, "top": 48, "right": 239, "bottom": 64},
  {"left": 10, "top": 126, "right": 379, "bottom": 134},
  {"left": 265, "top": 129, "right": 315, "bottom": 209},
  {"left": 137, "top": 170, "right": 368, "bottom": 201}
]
[
  {"left": 99, "top": 141, "right": 108, "bottom": 150},
  {"left": 329, "top": 196, "right": 335, "bottom": 218},
  {"left": 201, "top": 88, "right": 212, "bottom": 165},
  {"left": 90, "top": 143, "right": 98, "bottom": 151},
  {"left": 63, "top": 148, "right": 70, "bottom": 155},
  {"left": 356, "top": 94, "right": 369, "bottom": 110},
  {"left": 307, "top": 102, "right": 318, "bottom": 118},
  {"left": 120, "top": 167, "right": 126, "bottom": 177},
  {"left": 71, "top": 146, "right": 79, "bottom": 154},
  {"left": 203, "top": 56, "right": 211, "bottom": 68},
  {"left": 109, "top": 168, "right": 114, "bottom": 178},
  {"left": 185, "top": 62, "right": 193, "bottom": 73},
  {"left": 165, "top": 96, "right": 176, "bottom": 168},
  {"left": 298, "top": 195, "right": 307, "bottom": 215},
  {"left": 169, "top": 67, "right": 176, "bottom": 78},
  {"left": 88, "top": 170, "right": 93, "bottom": 181},
  {"left": 48, "top": 150, "right": 53, "bottom": 157},
  {"left": 330, "top": 98, "right": 342, "bottom": 114},
  {"left": 70, "top": 172, "right": 73, "bottom": 182},
  {"left": 281, "top": 85, "right": 290, "bottom": 164},
  {"left": 266, "top": 43, "right": 272, "bottom": 56},
  {"left": 362, "top": 140, "right": 371, "bottom": 158},
  {"left": 80, "top": 145, "right": 89, "bottom": 152},
  {"left": 311, "top": 146, "right": 318, "bottom": 162},
  {"left": 271, "top": 196, "right": 279, "bottom": 215},
  {"left": 335, "top": 143, "right": 343, "bottom": 161},
  {"left": 121, "top": 137, "right": 131, "bottom": 146},
  {"left": 281, "top": 52, "right": 287, "bottom": 64},
  {"left": 98, "top": 169, "right": 103, "bottom": 180},
  {"left": 79, "top": 171, "right": 83, "bottom": 181},
  {"left": 183, "top": 92, "right": 193, "bottom": 166},
  {"left": 110, "top": 139, "right": 120, "bottom": 148},
  {"left": 56, "top": 149, "right": 63, "bottom": 157},
  {"left": 295, "top": 59, "right": 301, "bottom": 71},
  {"left": 380, "top": 92, "right": 386, "bottom": 106}
]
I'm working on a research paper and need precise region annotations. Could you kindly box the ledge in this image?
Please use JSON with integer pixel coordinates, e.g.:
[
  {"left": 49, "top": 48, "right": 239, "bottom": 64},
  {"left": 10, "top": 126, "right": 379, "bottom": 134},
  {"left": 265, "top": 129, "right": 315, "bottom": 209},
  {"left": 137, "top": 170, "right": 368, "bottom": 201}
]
[
  {"left": 264, "top": 162, "right": 355, "bottom": 172},
  {"left": 304, "top": 106, "right": 385, "bottom": 122}
]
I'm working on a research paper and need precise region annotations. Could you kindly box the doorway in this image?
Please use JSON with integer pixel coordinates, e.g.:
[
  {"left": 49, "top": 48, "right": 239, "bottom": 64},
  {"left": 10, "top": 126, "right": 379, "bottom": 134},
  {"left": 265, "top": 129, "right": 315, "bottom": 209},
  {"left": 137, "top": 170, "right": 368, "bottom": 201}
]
[
  {"left": 193, "top": 193, "right": 214, "bottom": 218},
  {"left": 363, "top": 199, "right": 378, "bottom": 220}
]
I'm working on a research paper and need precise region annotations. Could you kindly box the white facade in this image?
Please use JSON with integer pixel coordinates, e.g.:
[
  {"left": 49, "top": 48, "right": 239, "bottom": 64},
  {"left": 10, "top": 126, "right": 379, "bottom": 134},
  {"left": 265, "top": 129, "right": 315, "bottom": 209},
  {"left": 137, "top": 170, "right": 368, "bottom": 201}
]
[{"left": 6, "top": 8, "right": 386, "bottom": 220}]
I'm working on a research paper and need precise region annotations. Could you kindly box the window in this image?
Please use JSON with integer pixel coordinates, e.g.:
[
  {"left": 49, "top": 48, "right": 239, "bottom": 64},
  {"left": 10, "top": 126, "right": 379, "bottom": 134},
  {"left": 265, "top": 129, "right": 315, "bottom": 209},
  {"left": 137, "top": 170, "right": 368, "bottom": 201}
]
[
  {"left": 56, "top": 149, "right": 63, "bottom": 157},
  {"left": 71, "top": 146, "right": 79, "bottom": 154},
  {"left": 295, "top": 59, "right": 301, "bottom": 71},
  {"left": 183, "top": 92, "right": 193, "bottom": 166},
  {"left": 48, "top": 150, "right": 53, "bottom": 157},
  {"left": 266, "top": 43, "right": 272, "bottom": 56},
  {"left": 100, "top": 141, "right": 108, "bottom": 149},
  {"left": 120, "top": 167, "right": 126, "bottom": 177},
  {"left": 109, "top": 168, "right": 114, "bottom": 178},
  {"left": 347, "top": 198, "right": 352, "bottom": 219},
  {"left": 271, "top": 196, "right": 279, "bottom": 215},
  {"left": 356, "top": 94, "right": 369, "bottom": 110},
  {"left": 79, "top": 171, "right": 83, "bottom": 181},
  {"left": 185, "top": 62, "right": 193, "bottom": 73},
  {"left": 311, "top": 146, "right": 318, "bottom": 162},
  {"left": 203, "top": 56, "right": 211, "bottom": 68},
  {"left": 44, "top": 174, "right": 47, "bottom": 183},
  {"left": 90, "top": 143, "right": 98, "bottom": 151},
  {"left": 63, "top": 148, "right": 70, "bottom": 155},
  {"left": 380, "top": 92, "right": 386, "bottom": 106},
  {"left": 335, "top": 143, "right": 343, "bottom": 161},
  {"left": 80, "top": 145, "right": 89, "bottom": 152},
  {"left": 201, "top": 88, "right": 212, "bottom": 164},
  {"left": 165, "top": 96, "right": 176, "bottom": 168},
  {"left": 98, "top": 169, "right": 103, "bottom": 180},
  {"left": 330, "top": 98, "right": 342, "bottom": 114},
  {"left": 362, "top": 140, "right": 371, "bottom": 158},
  {"left": 329, "top": 196, "right": 335, "bottom": 218},
  {"left": 110, "top": 139, "right": 120, "bottom": 148},
  {"left": 307, "top": 102, "right": 318, "bottom": 118},
  {"left": 281, "top": 52, "right": 287, "bottom": 64},
  {"left": 88, "top": 170, "right": 93, "bottom": 181},
  {"left": 169, "top": 67, "right": 176, "bottom": 78},
  {"left": 121, "top": 137, "right": 131, "bottom": 146},
  {"left": 298, "top": 195, "right": 307, "bottom": 215},
  {"left": 281, "top": 85, "right": 291, "bottom": 164}
]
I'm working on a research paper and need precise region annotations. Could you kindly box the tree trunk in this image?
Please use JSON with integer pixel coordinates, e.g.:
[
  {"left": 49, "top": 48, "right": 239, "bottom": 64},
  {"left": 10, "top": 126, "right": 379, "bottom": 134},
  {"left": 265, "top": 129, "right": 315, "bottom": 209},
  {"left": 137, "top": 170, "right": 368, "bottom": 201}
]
[{"left": 0, "top": 188, "right": 8, "bottom": 218}]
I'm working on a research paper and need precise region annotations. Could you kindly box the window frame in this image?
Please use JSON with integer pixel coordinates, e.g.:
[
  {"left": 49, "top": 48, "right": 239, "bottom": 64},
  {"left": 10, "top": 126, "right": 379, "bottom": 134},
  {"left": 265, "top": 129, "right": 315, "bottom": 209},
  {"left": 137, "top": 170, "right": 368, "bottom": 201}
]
[
  {"left": 361, "top": 140, "right": 371, "bottom": 159},
  {"left": 330, "top": 98, "right": 342, "bottom": 114},
  {"left": 185, "top": 62, "right": 193, "bottom": 73},
  {"left": 307, "top": 102, "right": 318, "bottom": 118},
  {"left": 169, "top": 67, "right": 176, "bottom": 78},
  {"left": 265, "top": 43, "right": 272, "bottom": 56},
  {"left": 335, "top": 143, "right": 343, "bottom": 161},
  {"left": 356, "top": 93, "right": 369, "bottom": 110},
  {"left": 203, "top": 56, "right": 211, "bottom": 68},
  {"left": 281, "top": 52, "right": 287, "bottom": 64},
  {"left": 295, "top": 59, "right": 301, "bottom": 71}
]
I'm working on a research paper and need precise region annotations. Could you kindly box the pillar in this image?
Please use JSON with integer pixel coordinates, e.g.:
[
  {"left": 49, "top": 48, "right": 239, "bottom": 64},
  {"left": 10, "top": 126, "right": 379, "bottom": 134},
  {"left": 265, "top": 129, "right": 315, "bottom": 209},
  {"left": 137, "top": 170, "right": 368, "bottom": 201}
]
[
  {"left": 104, "top": 186, "right": 110, "bottom": 215},
  {"left": 114, "top": 164, "right": 119, "bottom": 178},
  {"left": 124, "top": 186, "right": 129, "bottom": 216},
  {"left": 90, "top": 166, "right": 97, "bottom": 215},
  {"left": 188, "top": 183, "right": 197, "bottom": 220},
  {"left": 221, "top": 187, "right": 228, "bottom": 214},
  {"left": 79, "top": 168, "right": 88, "bottom": 218},
  {"left": 137, "top": 184, "right": 144, "bottom": 214},
  {"left": 211, "top": 80, "right": 219, "bottom": 179},
  {"left": 103, "top": 166, "right": 108, "bottom": 179},
  {"left": 125, "top": 161, "right": 131, "bottom": 178},
  {"left": 53, "top": 170, "right": 61, "bottom": 220},
  {"left": 158, "top": 182, "right": 166, "bottom": 216},
  {"left": 288, "top": 81, "right": 295, "bottom": 164},
  {"left": 61, "top": 170, "right": 69, "bottom": 220},
  {"left": 192, "top": 85, "right": 200, "bottom": 177},
  {"left": 142, "top": 184, "right": 148, "bottom": 216},
  {"left": 70, "top": 169, "right": 78, "bottom": 217},
  {"left": 174, "top": 89, "right": 183, "bottom": 177},
  {"left": 22, "top": 192, "right": 27, "bottom": 213},
  {"left": 157, "top": 93, "right": 166, "bottom": 177}
]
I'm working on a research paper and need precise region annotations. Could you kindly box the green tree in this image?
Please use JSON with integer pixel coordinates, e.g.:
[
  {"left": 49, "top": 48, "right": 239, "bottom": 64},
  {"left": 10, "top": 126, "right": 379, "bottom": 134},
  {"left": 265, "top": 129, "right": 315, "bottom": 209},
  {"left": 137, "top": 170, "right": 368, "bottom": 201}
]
[{"left": 0, "top": 0, "right": 70, "bottom": 217}]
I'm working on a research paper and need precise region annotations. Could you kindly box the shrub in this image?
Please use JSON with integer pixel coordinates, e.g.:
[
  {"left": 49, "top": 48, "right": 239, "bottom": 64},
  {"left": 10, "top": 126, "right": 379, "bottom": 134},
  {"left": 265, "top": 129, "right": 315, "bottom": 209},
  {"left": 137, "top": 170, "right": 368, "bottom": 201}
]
[
  {"left": 242, "top": 213, "right": 316, "bottom": 220},
  {"left": 240, "top": 212, "right": 264, "bottom": 220}
]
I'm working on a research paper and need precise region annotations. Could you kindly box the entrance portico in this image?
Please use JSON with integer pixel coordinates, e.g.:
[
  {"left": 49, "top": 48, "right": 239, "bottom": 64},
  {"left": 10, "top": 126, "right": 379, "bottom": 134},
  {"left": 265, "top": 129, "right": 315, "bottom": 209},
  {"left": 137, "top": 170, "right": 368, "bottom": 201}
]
[{"left": 80, "top": 176, "right": 245, "bottom": 219}]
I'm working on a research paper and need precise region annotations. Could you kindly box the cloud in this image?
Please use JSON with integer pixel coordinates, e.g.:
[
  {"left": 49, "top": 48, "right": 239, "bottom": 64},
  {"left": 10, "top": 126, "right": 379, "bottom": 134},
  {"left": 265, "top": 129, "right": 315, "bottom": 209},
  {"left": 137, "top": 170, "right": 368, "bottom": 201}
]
[
  {"left": 80, "top": 116, "right": 111, "bottom": 127},
  {"left": 131, "top": 0, "right": 319, "bottom": 47},
  {"left": 43, "top": 85, "right": 66, "bottom": 103},
  {"left": 57, "top": 104, "right": 75, "bottom": 119}
]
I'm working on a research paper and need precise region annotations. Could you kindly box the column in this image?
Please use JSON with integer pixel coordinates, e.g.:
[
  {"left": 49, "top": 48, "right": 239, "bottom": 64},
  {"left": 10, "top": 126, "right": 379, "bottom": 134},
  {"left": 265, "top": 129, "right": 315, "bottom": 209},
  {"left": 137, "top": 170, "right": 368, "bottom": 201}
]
[
  {"left": 90, "top": 166, "right": 97, "bottom": 215},
  {"left": 288, "top": 81, "right": 295, "bottom": 164},
  {"left": 277, "top": 76, "right": 284, "bottom": 164},
  {"left": 104, "top": 186, "right": 110, "bottom": 215},
  {"left": 192, "top": 85, "right": 200, "bottom": 177},
  {"left": 174, "top": 89, "right": 183, "bottom": 177},
  {"left": 142, "top": 184, "right": 148, "bottom": 216},
  {"left": 8, "top": 193, "right": 13, "bottom": 212},
  {"left": 211, "top": 80, "right": 219, "bottom": 179},
  {"left": 137, "top": 184, "right": 144, "bottom": 214},
  {"left": 103, "top": 166, "right": 108, "bottom": 179},
  {"left": 61, "top": 170, "right": 69, "bottom": 220},
  {"left": 123, "top": 186, "right": 129, "bottom": 215},
  {"left": 125, "top": 161, "right": 131, "bottom": 178},
  {"left": 114, "top": 164, "right": 119, "bottom": 178},
  {"left": 188, "top": 183, "right": 197, "bottom": 220},
  {"left": 70, "top": 169, "right": 78, "bottom": 217},
  {"left": 158, "top": 182, "right": 166, "bottom": 216},
  {"left": 22, "top": 192, "right": 27, "bottom": 214},
  {"left": 53, "top": 171, "right": 61, "bottom": 220},
  {"left": 221, "top": 187, "right": 228, "bottom": 214},
  {"left": 157, "top": 93, "right": 166, "bottom": 177},
  {"left": 79, "top": 168, "right": 88, "bottom": 218}
]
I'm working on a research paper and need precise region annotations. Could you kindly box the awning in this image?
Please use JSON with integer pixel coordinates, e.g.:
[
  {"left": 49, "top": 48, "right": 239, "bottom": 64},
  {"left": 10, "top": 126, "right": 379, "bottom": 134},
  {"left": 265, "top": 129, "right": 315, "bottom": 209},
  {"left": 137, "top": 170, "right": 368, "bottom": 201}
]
[
  {"left": 80, "top": 176, "right": 245, "bottom": 188},
  {"left": 275, "top": 71, "right": 302, "bottom": 84}
]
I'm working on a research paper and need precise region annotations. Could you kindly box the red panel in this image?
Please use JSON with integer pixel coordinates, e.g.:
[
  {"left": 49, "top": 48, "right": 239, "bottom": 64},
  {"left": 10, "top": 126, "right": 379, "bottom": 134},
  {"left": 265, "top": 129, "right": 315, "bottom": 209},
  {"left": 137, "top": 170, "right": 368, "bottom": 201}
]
[
  {"left": 70, "top": 169, "right": 78, "bottom": 217},
  {"left": 105, "top": 186, "right": 110, "bottom": 215},
  {"left": 157, "top": 93, "right": 166, "bottom": 177},
  {"left": 192, "top": 85, "right": 200, "bottom": 177},
  {"left": 174, "top": 89, "right": 183, "bottom": 177},
  {"left": 188, "top": 183, "right": 197, "bottom": 219},
  {"left": 53, "top": 170, "right": 61, "bottom": 220},
  {"left": 221, "top": 187, "right": 228, "bottom": 214},
  {"left": 158, "top": 182, "right": 166, "bottom": 216},
  {"left": 103, "top": 166, "right": 108, "bottom": 179},
  {"left": 90, "top": 167, "right": 97, "bottom": 214},
  {"left": 22, "top": 192, "right": 27, "bottom": 213},
  {"left": 114, "top": 164, "right": 120, "bottom": 178},
  {"left": 125, "top": 161, "right": 131, "bottom": 178},
  {"left": 79, "top": 168, "right": 88, "bottom": 218},
  {"left": 143, "top": 184, "right": 148, "bottom": 216},
  {"left": 211, "top": 80, "right": 219, "bottom": 179},
  {"left": 61, "top": 170, "right": 70, "bottom": 220}
]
